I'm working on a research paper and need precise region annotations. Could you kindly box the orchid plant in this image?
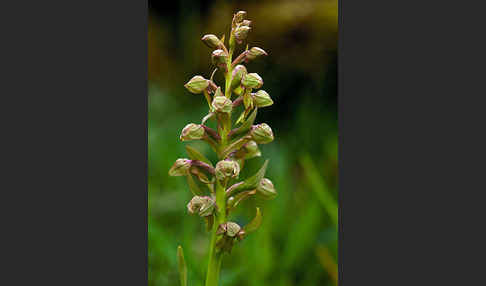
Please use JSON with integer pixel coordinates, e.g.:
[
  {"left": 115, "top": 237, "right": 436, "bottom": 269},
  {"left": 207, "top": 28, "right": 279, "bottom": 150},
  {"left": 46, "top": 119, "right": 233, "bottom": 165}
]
[{"left": 169, "top": 11, "right": 276, "bottom": 286}]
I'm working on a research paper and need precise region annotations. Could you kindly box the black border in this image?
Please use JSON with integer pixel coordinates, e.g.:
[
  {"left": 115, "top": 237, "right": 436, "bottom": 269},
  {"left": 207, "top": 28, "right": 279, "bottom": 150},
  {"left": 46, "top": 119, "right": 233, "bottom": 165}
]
[
  {"left": 2, "top": 1, "right": 148, "bottom": 284},
  {"left": 3, "top": 0, "right": 482, "bottom": 284}
]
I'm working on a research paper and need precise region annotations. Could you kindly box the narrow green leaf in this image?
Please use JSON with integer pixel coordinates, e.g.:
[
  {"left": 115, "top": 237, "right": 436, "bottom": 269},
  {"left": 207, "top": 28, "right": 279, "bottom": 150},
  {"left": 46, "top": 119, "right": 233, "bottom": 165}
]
[
  {"left": 245, "top": 207, "right": 262, "bottom": 233},
  {"left": 228, "top": 160, "right": 268, "bottom": 196},
  {"left": 241, "top": 159, "right": 268, "bottom": 189},
  {"left": 235, "top": 110, "right": 246, "bottom": 125},
  {"left": 186, "top": 173, "right": 203, "bottom": 196},
  {"left": 190, "top": 168, "right": 211, "bottom": 184},
  {"left": 228, "top": 189, "right": 256, "bottom": 210},
  {"left": 204, "top": 215, "right": 214, "bottom": 232},
  {"left": 233, "top": 107, "right": 257, "bottom": 136},
  {"left": 221, "top": 136, "right": 251, "bottom": 158},
  {"left": 300, "top": 154, "right": 338, "bottom": 226},
  {"left": 185, "top": 145, "right": 213, "bottom": 167},
  {"left": 243, "top": 92, "right": 252, "bottom": 109},
  {"left": 177, "top": 245, "right": 187, "bottom": 286}
]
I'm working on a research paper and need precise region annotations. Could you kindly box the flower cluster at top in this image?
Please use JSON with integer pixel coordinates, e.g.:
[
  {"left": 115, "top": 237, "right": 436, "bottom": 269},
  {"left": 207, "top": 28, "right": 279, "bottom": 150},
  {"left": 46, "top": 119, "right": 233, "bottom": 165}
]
[{"left": 169, "top": 11, "right": 276, "bottom": 254}]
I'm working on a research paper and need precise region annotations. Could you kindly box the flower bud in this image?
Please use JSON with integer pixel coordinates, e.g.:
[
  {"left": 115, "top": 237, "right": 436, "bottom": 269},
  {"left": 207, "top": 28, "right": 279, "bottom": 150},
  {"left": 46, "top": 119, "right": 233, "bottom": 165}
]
[
  {"left": 252, "top": 90, "right": 273, "bottom": 107},
  {"left": 169, "top": 158, "right": 192, "bottom": 176},
  {"left": 234, "top": 11, "right": 247, "bottom": 24},
  {"left": 246, "top": 47, "right": 267, "bottom": 61},
  {"left": 201, "top": 34, "right": 222, "bottom": 49},
  {"left": 211, "top": 49, "right": 228, "bottom": 66},
  {"left": 184, "top": 75, "right": 209, "bottom": 94},
  {"left": 250, "top": 123, "right": 274, "bottom": 144},
  {"left": 230, "top": 64, "right": 247, "bottom": 90},
  {"left": 217, "top": 221, "right": 242, "bottom": 237},
  {"left": 241, "top": 20, "right": 252, "bottom": 27},
  {"left": 187, "top": 196, "right": 215, "bottom": 217},
  {"left": 234, "top": 26, "right": 251, "bottom": 44},
  {"left": 234, "top": 140, "right": 261, "bottom": 159},
  {"left": 212, "top": 95, "right": 232, "bottom": 113},
  {"left": 256, "top": 178, "right": 277, "bottom": 199},
  {"left": 180, "top": 123, "right": 205, "bottom": 141},
  {"left": 225, "top": 222, "right": 241, "bottom": 237},
  {"left": 215, "top": 159, "right": 240, "bottom": 181},
  {"left": 243, "top": 140, "right": 261, "bottom": 158},
  {"left": 241, "top": 73, "right": 263, "bottom": 89}
]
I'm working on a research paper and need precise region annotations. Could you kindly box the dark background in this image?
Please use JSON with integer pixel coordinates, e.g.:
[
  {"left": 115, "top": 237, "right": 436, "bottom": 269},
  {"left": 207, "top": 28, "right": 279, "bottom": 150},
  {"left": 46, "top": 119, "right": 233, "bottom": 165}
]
[{"left": 148, "top": 0, "right": 338, "bottom": 285}]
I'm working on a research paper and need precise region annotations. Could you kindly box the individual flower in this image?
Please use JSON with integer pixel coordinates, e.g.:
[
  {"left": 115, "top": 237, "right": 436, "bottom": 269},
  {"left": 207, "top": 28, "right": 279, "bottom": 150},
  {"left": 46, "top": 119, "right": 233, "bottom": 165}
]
[
  {"left": 241, "top": 73, "right": 263, "bottom": 89},
  {"left": 212, "top": 95, "right": 232, "bottom": 113},
  {"left": 168, "top": 159, "right": 192, "bottom": 176},
  {"left": 180, "top": 123, "right": 205, "bottom": 141},
  {"left": 201, "top": 34, "right": 222, "bottom": 49},
  {"left": 184, "top": 75, "right": 209, "bottom": 94},
  {"left": 245, "top": 47, "right": 267, "bottom": 61},
  {"left": 256, "top": 178, "right": 277, "bottom": 199},
  {"left": 215, "top": 159, "right": 240, "bottom": 181},
  {"left": 250, "top": 123, "right": 274, "bottom": 144},
  {"left": 187, "top": 196, "right": 215, "bottom": 217},
  {"left": 252, "top": 90, "right": 273, "bottom": 107}
]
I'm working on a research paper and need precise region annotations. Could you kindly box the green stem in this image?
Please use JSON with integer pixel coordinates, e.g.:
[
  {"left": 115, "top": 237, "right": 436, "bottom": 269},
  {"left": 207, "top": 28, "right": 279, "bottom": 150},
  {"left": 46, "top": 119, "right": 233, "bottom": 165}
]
[
  {"left": 205, "top": 180, "right": 226, "bottom": 286},
  {"left": 205, "top": 28, "right": 235, "bottom": 286},
  {"left": 205, "top": 222, "right": 223, "bottom": 286}
]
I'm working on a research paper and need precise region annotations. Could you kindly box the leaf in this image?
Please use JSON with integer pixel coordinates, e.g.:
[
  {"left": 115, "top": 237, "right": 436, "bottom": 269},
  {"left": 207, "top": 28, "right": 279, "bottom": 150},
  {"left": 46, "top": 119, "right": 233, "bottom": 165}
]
[
  {"left": 186, "top": 173, "right": 203, "bottom": 196},
  {"left": 204, "top": 215, "right": 214, "bottom": 232},
  {"left": 229, "top": 189, "right": 256, "bottom": 209},
  {"left": 221, "top": 137, "right": 251, "bottom": 159},
  {"left": 244, "top": 207, "right": 262, "bottom": 233},
  {"left": 235, "top": 110, "right": 246, "bottom": 125},
  {"left": 228, "top": 160, "right": 269, "bottom": 196},
  {"left": 177, "top": 245, "right": 187, "bottom": 286},
  {"left": 233, "top": 108, "right": 257, "bottom": 136},
  {"left": 243, "top": 91, "right": 252, "bottom": 109},
  {"left": 185, "top": 145, "right": 213, "bottom": 167},
  {"left": 240, "top": 159, "right": 268, "bottom": 190},
  {"left": 190, "top": 168, "right": 211, "bottom": 184},
  {"left": 300, "top": 154, "right": 338, "bottom": 226}
]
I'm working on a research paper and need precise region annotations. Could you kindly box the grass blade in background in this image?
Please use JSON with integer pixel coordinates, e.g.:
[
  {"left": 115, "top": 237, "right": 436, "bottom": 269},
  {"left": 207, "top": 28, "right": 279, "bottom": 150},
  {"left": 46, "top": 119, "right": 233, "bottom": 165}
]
[
  {"left": 177, "top": 245, "right": 188, "bottom": 286},
  {"left": 316, "top": 245, "right": 338, "bottom": 286},
  {"left": 300, "top": 153, "right": 338, "bottom": 226}
]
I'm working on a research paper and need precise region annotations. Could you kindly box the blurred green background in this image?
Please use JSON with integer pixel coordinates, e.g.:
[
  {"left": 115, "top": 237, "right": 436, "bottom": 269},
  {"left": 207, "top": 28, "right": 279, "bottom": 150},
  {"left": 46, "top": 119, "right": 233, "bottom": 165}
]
[{"left": 148, "top": 0, "right": 338, "bottom": 285}]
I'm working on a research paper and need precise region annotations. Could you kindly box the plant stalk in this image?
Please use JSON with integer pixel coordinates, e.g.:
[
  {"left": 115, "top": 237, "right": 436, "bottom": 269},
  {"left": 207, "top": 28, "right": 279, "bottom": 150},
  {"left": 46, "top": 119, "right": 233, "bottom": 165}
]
[{"left": 205, "top": 31, "right": 234, "bottom": 286}]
